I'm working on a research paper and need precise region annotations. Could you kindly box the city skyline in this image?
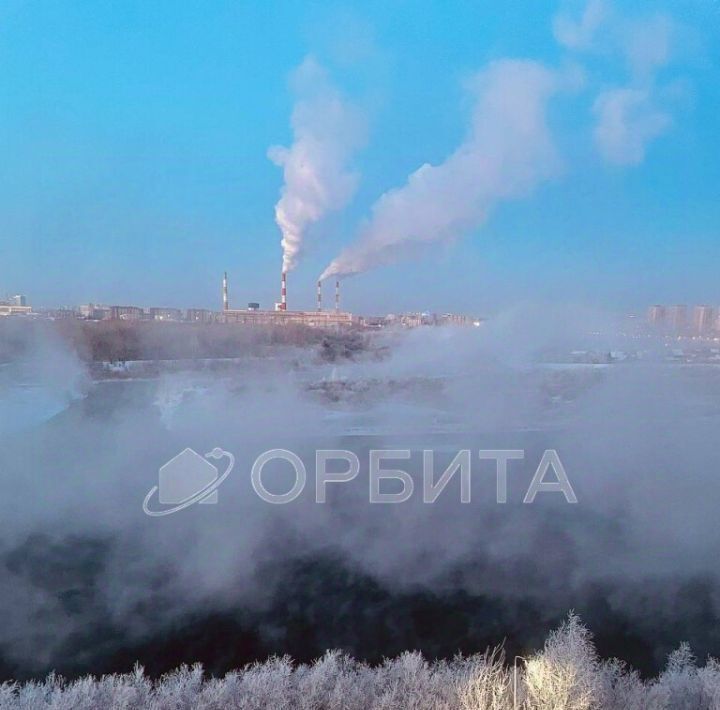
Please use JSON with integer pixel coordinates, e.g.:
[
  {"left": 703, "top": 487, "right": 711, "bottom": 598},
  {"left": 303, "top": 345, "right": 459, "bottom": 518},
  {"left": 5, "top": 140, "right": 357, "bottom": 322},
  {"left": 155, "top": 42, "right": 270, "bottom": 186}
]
[{"left": 7, "top": 285, "right": 720, "bottom": 337}]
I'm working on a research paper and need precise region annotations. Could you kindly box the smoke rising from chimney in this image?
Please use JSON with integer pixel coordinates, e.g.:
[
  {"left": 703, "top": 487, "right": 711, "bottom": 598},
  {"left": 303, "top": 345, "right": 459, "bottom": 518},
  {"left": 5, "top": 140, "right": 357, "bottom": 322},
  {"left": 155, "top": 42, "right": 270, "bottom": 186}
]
[
  {"left": 269, "top": 57, "right": 365, "bottom": 274},
  {"left": 320, "top": 60, "right": 563, "bottom": 281}
]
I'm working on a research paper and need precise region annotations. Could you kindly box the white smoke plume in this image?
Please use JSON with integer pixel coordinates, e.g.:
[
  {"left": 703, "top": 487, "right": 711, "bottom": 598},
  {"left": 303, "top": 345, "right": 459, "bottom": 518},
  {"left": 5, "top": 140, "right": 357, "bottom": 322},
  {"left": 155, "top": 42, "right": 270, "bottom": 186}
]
[
  {"left": 320, "top": 59, "right": 562, "bottom": 281},
  {"left": 269, "top": 57, "right": 365, "bottom": 274}
]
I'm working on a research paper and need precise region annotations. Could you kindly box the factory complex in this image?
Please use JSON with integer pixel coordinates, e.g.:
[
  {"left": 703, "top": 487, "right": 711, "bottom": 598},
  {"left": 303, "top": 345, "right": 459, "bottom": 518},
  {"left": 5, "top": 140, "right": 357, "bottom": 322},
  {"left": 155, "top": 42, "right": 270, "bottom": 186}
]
[{"left": 1, "top": 272, "right": 480, "bottom": 330}]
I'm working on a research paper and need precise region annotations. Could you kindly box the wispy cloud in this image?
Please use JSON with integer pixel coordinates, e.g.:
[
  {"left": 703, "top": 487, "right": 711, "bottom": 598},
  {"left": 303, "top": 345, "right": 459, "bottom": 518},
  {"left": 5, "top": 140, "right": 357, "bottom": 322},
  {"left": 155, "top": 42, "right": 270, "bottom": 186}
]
[
  {"left": 555, "top": 1, "right": 681, "bottom": 166},
  {"left": 593, "top": 87, "right": 672, "bottom": 166},
  {"left": 553, "top": 0, "right": 607, "bottom": 50}
]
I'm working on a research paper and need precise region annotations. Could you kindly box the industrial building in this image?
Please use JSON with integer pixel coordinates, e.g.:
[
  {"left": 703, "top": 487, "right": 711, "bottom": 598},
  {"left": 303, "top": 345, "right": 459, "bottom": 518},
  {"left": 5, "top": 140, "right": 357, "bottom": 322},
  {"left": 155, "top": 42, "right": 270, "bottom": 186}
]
[
  {"left": 219, "top": 272, "right": 354, "bottom": 328},
  {"left": 8, "top": 269, "right": 478, "bottom": 331}
]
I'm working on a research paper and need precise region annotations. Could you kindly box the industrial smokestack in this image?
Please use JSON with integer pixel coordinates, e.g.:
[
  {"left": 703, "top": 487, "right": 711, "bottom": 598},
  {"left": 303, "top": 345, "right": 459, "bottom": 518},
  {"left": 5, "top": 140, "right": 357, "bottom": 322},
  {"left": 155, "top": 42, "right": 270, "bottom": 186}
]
[
  {"left": 335, "top": 280, "right": 340, "bottom": 313},
  {"left": 317, "top": 280, "right": 322, "bottom": 312},
  {"left": 222, "top": 272, "right": 229, "bottom": 311},
  {"left": 281, "top": 271, "right": 287, "bottom": 311}
]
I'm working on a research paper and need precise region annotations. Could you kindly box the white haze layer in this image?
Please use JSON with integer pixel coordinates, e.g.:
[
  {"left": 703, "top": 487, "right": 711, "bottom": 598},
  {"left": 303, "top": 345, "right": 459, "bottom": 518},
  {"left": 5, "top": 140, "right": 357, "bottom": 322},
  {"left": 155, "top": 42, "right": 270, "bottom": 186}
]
[
  {"left": 320, "top": 60, "right": 562, "bottom": 280},
  {"left": 269, "top": 57, "right": 365, "bottom": 273},
  {"left": 0, "top": 312, "right": 719, "bottom": 673}
]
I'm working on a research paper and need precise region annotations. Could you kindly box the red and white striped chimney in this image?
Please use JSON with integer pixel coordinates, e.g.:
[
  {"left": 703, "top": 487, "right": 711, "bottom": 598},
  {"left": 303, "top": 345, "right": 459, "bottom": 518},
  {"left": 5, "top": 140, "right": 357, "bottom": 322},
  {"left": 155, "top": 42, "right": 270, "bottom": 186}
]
[
  {"left": 317, "top": 280, "right": 322, "bottom": 312},
  {"left": 222, "top": 272, "right": 229, "bottom": 312},
  {"left": 280, "top": 271, "right": 287, "bottom": 311},
  {"left": 335, "top": 280, "right": 340, "bottom": 313}
]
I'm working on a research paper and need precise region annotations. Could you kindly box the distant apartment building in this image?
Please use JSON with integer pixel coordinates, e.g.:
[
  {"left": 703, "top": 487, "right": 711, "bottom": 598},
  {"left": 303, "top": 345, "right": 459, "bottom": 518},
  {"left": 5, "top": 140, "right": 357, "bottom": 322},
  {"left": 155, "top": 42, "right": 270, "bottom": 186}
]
[
  {"left": 357, "top": 315, "right": 387, "bottom": 329},
  {"left": 692, "top": 305, "right": 716, "bottom": 335},
  {"left": 79, "top": 304, "right": 111, "bottom": 320},
  {"left": 437, "top": 313, "right": 480, "bottom": 327},
  {"left": 647, "top": 304, "right": 720, "bottom": 337},
  {"left": 222, "top": 308, "right": 354, "bottom": 328},
  {"left": 385, "top": 313, "right": 423, "bottom": 328},
  {"left": 39, "top": 308, "right": 78, "bottom": 319},
  {"left": 110, "top": 306, "right": 144, "bottom": 321},
  {"left": 148, "top": 307, "right": 183, "bottom": 322},
  {"left": 666, "top": 305, "right": 688, "bottom": 334},
  {"left": 382, "top": 312, "right": 478, "bottom": 328},
  {"left": 186, "top": 308, "right": 216, "bottom": 323},
  {"left": 648, "top": 305, "right": 666, "bottom": 327}
]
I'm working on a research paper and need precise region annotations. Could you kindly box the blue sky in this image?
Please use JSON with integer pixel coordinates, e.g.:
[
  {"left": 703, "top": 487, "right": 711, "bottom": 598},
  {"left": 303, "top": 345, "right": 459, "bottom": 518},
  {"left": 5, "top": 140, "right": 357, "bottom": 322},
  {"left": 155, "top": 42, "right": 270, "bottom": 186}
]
[{"left": 0, "top": 0, "right": 718, "bottom": 314}]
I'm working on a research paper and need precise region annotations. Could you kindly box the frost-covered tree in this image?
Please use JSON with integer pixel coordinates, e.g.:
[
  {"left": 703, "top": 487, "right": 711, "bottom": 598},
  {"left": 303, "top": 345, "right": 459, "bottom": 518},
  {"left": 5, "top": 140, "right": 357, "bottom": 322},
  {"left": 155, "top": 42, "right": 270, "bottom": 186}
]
[
  {"left": 1, "top": 614, "right": 719, "bottom": 709},
  {"left": 523, "top": 612, "right": 602, "bottom": 709}
]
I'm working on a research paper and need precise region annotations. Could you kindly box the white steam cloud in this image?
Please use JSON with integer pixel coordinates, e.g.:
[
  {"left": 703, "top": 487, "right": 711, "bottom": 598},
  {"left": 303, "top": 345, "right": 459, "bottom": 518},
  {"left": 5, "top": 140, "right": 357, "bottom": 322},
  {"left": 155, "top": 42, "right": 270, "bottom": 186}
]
[
  {"left": 269, "top": 57, "right": 365, "bottom": 273},
  {"left": 320, "top": 60, "right": 562, "bottom": 281},
  {"left": 3, "top": 316, "right": 720, "bottom": 677}
]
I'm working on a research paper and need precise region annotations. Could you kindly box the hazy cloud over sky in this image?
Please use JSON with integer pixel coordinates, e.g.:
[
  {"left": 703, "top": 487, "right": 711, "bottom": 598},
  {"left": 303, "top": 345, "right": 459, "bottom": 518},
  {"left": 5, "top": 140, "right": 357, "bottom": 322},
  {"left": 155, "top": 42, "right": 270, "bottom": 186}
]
[
  {"left": 553, "top": 0, "right": 607, "bottom": 50},
  {"left": 555, "top": 1, "right": 679, "bottom": 166},
  {"left": 592, "top": 87, "right": 672, "bottom": 166}
]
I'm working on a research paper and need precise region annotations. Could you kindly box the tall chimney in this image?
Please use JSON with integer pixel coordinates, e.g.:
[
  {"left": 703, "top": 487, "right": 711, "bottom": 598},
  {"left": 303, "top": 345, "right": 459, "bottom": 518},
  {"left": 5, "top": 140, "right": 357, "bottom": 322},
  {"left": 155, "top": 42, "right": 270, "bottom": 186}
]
[
  {"left": 317, "top": 280, "right": 322, "bottom": 312},
  {"left": 335, "top": 280, "right": 340, "bottom": 313},
  {"left": 281, "top": 271, "right": 287, "bottom": 311},
  {"left": 222, "top": 272, "right": 229, "bottom": 311}
]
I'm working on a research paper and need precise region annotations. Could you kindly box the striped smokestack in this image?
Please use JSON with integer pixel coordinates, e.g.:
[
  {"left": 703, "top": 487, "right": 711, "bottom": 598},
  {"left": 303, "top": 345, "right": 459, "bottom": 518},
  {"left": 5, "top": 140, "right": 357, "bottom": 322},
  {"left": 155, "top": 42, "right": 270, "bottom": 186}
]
[
  {"left": 335, "top": 280, "right": 340, "bottom": 313},
  {"left": 222, "top": 272, "right": 229, "bottom": 311},
  {"left": 317, "top": 280, "right": 322, "bottom": 312},
  {"left": 281, "top": 271, "right": 287, "bottom": 311}
]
